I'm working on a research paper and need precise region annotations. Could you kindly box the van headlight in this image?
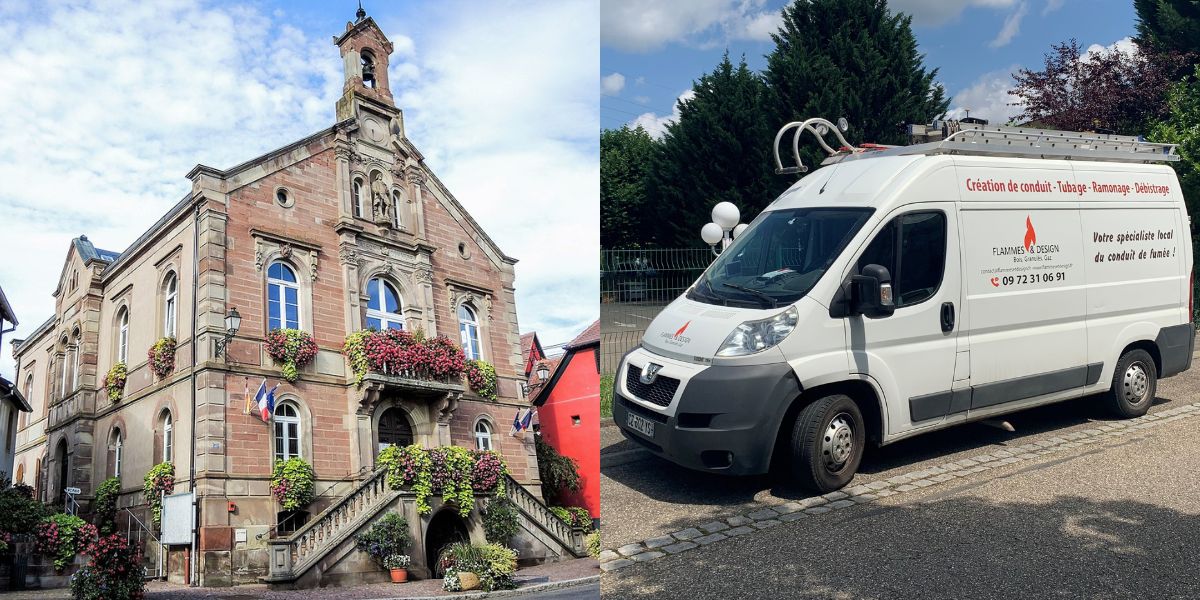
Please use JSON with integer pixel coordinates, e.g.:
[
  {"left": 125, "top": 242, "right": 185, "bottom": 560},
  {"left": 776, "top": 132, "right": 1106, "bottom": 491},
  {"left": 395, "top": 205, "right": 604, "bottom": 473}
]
[{"left": 716, "top": 306, "right": 799, "bottom": 357}]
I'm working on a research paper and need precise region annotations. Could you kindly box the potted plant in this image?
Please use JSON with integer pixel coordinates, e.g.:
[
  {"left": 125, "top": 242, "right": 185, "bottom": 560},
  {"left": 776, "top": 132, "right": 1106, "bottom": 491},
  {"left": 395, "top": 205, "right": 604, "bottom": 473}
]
[
  {"left": 353, "top": 513, "right": 413, "bottom": 580},
  {"left": 384, "top": 554, "right": 411, "bottom": 583}
]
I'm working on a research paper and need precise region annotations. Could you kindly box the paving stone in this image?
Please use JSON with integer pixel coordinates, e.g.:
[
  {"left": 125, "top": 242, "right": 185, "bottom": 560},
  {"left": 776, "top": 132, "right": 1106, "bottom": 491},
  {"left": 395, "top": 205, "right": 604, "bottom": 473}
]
[
  {"left": 931, "top": 473, "right": 955, "bottom": 483},
  {"left": 821, "top": 491, "right": 849, "bottom": 501},
  {"left": 852, "top": 494, "right": 878, "bottom": 503},
  {"left": 748, "top": 508, "right": 780, "bottom": 521},
  {"left": 827, "top": 499, "right": 856, "bottom": 509},
  {"left": 617, "top": 544, "right": 644, "bottom": 557},
  {"left": 896, "top": 484, "right": 918, "bottom": 492},
  {"left": 876, "top": 489, "right": 898, "bottom": 498},
  {"left": 694, "top": 533, "right": 727, "bottom": 545},
  {"left": 1019, "top": 453, "right": 1038, "bottom": 459},
  {"left": 726, "top": 515, "right": 753, "bottom": 527},
  {"left": 797, "top": 497, "right": 828, "bottom": 509},
  {"left": 958, "top": 458, "right": 979, "bottom": 467},
  {"left": 672, "top": 528, "right": 704, "bottom": 541},
  {"left": 992, "top": 449, "right": 1014, "bottom": 458},
  {"left": 598, "top": 550, "right": 619, "bottom": 563},
  {"left": 775, "top": 502, "right": 803, "bottom": 515},
  {"left": 913, "top": 479, "right": 936, "bottom": 488},
  {"left": 644, "top": 536, "right": 675, "bottom": 549},
  {"left": 779, "top": 511, "right": 807, "bottom": 522},
  {"left": 698, "top": 521, "right": 729, "bottom": 534},
  {"left": 843, "top": 485, "right": 871, "bottom": 496},
  {"left": 662, "top": 541, "right": 698, "bottom": 554},
  {"left": 887, "top": 474, "right": 914, "bottom": 485},
  {"left": 601, "top": 559, "right": 634, "bottom": 572},
  {"left": 865, "top": 481, "right": 891, "bottom": 491},
  {"left": 753, "top": 519, "right": 782, "bottom": 529},
  {"left": 804, "top": 506, "right": 833, "bottom": 515},
  {"left": 725, "top": 526, "right": 754, "bottom": 537},
  {"left": 926, "top": 466, "right": 947, "bottom": 475},
  {"left": 630, "top": 551, "right": 665, "bottom": 562}
]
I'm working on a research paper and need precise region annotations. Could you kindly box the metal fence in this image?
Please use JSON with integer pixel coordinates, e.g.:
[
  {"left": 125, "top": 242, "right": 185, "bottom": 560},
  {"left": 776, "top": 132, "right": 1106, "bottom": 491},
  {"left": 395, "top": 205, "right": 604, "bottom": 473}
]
[{"left": 600, "top": 248, "right": 713, "bottom": 373}]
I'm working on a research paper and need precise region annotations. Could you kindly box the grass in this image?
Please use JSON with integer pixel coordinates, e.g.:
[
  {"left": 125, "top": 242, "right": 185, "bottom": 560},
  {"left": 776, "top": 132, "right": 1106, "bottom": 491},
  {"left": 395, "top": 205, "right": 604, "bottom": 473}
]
[{"left": 600, "top": 373, "right": 614, "bottom": 418}]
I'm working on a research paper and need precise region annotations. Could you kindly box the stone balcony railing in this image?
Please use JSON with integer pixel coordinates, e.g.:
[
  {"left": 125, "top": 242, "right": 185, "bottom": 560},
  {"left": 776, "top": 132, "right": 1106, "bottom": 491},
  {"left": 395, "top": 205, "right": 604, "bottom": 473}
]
[{"left": 47, "top": 389, "right": 96, "bottom": 430}]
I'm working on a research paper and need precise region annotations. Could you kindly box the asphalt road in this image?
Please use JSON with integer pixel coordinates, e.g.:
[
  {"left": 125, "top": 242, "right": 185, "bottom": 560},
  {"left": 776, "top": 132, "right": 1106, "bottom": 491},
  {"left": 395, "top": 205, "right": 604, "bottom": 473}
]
[{"left": 601, "top": 365, "right": 1200, "bottom": 599}]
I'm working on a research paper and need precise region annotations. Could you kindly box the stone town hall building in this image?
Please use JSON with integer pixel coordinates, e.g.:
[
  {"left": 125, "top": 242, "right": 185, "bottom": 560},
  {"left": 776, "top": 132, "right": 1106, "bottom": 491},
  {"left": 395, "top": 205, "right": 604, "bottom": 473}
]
[{"left": 8, "top": 11, "right": 582, "bottom": 587}]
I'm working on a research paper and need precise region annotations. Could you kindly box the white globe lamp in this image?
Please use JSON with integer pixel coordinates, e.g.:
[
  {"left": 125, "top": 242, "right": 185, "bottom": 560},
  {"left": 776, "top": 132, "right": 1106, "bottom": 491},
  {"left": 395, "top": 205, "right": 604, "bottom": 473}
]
[
  {"left": 711, "top": 202, "right": 740, "bottom": 230},
  {"left": 732, "top": 223, "right": 749, "bottom": 239},
  {"left": 701, "top": 222, "right": 724, "bottom": 246}
]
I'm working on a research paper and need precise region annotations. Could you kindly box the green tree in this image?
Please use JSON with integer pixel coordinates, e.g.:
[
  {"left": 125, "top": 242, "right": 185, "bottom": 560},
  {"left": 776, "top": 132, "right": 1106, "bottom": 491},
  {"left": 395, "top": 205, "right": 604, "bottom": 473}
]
[
  {"left": 765, "top": 0, "right": 949, "bottom": 174},
  {"left": 600, "top": 125, "right": 659, "bottom": 248},
  {"left": 1136, "top": 0, "right": 1200, "bottom": 57},
  {"left": 1150, "top": 66, "right": 1200, "bottom": 261},
  {"left": 649, "top": 53, "right": 783, "bottom": 247}
]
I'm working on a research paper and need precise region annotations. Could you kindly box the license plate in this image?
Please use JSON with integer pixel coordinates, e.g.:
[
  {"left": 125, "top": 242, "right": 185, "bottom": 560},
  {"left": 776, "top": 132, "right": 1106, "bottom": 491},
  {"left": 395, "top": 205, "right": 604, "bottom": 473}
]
[{"left": 626, "top": 412, "right": 655, "bottom": 438}]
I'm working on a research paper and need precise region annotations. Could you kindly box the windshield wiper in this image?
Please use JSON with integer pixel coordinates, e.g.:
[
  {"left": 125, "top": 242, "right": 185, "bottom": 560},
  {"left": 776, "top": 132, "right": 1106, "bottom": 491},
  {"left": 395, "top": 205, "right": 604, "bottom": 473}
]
[{"left": 721, "top": 283, "right": 777, "bottom": 308}]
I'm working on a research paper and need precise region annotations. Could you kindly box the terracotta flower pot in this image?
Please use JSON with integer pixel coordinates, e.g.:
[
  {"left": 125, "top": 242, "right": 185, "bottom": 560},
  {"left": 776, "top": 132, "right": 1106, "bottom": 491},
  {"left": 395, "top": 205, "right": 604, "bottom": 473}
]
[{"left": 390, "top": 567, "right": 408, "bottom": 583}]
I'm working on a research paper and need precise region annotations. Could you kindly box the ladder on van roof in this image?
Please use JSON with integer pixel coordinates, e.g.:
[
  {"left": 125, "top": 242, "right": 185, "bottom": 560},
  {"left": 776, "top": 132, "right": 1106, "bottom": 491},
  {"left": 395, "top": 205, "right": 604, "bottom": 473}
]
[{"left": 774, "top": 118, "right": 1180, "bottom": 175}]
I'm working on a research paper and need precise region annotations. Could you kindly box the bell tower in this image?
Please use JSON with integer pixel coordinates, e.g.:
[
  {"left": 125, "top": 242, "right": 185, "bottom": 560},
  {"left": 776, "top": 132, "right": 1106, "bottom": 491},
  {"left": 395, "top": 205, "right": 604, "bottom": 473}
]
[{"left": 334, "top": 4, "right": 397, "bottom": 123}]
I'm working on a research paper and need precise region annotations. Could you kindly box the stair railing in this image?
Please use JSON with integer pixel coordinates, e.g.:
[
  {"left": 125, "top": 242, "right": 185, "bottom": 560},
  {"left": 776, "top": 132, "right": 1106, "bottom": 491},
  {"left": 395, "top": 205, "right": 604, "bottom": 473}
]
[{"left": 501, "top": 474, "right": 586, "bottom": 557}]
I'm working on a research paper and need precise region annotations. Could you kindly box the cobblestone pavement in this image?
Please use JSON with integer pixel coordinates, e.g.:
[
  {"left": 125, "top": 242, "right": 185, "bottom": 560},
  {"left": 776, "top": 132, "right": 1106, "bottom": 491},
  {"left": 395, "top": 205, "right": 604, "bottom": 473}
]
[
  {"left": 601, "top": 366, "right": 1200, "bottom": 599},
  {"left": 3, "top": 558, "right": 599, "bottom": 600}
]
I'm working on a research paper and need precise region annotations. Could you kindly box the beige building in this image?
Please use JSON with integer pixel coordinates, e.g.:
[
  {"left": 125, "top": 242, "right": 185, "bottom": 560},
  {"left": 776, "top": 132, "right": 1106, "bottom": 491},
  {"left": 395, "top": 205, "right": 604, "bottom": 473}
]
[{"left": 9, "top": 9, "right": 583, "bottom": 587}]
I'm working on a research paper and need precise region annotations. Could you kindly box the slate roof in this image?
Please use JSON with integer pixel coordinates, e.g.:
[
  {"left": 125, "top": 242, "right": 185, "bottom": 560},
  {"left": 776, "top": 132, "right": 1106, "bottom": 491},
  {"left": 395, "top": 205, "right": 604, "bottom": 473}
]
[{"left": 72, "top": 235, "right": 121, "bottom": 265}]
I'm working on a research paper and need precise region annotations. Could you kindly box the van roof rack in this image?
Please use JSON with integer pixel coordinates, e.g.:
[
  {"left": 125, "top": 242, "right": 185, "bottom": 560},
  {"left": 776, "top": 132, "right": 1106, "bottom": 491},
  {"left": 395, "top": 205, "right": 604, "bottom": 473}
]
[{"left": 774, "top": 118, "right": 1179, "bottom": 174}]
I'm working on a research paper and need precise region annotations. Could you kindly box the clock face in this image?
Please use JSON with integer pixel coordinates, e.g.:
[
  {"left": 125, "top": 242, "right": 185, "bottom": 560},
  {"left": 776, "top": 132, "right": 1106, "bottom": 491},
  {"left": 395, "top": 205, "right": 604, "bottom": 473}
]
[{"left": 362, "top": 116, "right": 386, "bottom": 143}]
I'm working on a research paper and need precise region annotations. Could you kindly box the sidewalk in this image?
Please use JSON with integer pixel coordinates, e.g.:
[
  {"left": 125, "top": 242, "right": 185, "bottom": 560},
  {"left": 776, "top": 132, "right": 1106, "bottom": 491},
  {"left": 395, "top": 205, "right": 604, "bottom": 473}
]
[
  {"left": 604, "top": 407, "right": 1200, "bottom": 599},
  {"left": 3, "top": 558, "right": 599, "bottom": 600}
]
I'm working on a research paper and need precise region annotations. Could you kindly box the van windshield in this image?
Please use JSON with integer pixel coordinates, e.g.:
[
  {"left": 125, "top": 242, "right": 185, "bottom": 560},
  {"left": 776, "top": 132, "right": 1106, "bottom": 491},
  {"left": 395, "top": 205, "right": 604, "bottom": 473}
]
[{"left": 688, "top": 207, "right": 874, "bottom": 308}]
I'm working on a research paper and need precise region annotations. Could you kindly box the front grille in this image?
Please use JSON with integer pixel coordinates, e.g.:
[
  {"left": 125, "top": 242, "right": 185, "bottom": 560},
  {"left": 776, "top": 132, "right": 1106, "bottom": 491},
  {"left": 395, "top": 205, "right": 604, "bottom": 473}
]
[{"left": 625, "top": 364, "right": 681, "bottom": 408}]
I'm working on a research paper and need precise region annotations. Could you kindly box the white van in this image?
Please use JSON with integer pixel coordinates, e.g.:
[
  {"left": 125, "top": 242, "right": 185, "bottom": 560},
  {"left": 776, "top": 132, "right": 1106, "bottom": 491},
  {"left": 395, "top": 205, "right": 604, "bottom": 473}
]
[{"left": 614, "top": 118, "right": 1195, "bottom": 492}]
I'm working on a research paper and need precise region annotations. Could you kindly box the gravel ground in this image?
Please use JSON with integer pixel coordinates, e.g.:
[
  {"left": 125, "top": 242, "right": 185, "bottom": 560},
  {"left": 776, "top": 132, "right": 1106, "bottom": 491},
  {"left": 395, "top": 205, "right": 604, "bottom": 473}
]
[
  {"left": 600, "top": 363, "right": 1200, "bottom": 549},
  {"left": 602, "top": 373, "right": 1200, "bottom": 599},
  {"left": 3, "top": 559, "right": 599, "bottom": 600}
]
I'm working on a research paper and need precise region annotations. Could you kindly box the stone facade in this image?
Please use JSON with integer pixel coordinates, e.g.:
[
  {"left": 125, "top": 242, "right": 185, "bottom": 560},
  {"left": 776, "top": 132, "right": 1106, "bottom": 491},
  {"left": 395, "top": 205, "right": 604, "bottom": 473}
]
[{"left": 9, "top": 13, "right": 540, "bottom": 586}]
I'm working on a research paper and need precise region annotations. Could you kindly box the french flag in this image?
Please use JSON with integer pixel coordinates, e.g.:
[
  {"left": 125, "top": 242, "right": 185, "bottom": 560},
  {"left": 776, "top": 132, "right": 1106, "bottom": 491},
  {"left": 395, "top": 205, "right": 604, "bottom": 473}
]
[
  {"left": 256, "top": 380, "right": 279, "bottom": 422},
  {"left": 510, "top": 408, "right": 534, "bottom": 435}
]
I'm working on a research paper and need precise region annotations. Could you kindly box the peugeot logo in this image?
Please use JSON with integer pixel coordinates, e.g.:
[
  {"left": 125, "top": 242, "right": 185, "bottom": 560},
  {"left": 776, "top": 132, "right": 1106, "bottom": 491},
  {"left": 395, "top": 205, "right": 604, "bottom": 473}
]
[{"left": 640, "top": 363, "right": 663, "bottom": 385}]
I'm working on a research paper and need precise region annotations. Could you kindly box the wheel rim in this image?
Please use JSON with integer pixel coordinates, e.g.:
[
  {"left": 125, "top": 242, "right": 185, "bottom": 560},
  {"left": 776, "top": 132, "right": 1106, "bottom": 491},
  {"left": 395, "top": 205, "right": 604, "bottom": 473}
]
[
  {"left": 1122, "top": 362, "right": 1150, "bottom": 405},
  {"left": 822, "top": 412, "right": 855, "bottom": 471}
]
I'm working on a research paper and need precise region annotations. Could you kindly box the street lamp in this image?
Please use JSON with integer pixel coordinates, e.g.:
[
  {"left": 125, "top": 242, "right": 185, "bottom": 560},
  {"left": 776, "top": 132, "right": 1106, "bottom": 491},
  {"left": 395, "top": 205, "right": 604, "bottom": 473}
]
[
  {"left": 702, "top": 202, "right": 746, "bottom": 255},
  {"left": 536, "top": 362, "right": 551, "bottom": 382},
  {"left": 213, "top": 307, "right": 242, "bottom": 359}
]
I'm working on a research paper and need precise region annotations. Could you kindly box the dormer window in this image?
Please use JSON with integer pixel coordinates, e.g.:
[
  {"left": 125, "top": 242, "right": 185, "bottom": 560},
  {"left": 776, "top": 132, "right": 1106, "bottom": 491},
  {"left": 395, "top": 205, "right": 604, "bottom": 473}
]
[{"left": 360, "top": 50, "right": 376, "bottom": 88}]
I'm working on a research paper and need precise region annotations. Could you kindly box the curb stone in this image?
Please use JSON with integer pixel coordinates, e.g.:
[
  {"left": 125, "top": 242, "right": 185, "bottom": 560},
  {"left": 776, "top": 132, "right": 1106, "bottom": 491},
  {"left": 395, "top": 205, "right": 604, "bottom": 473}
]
[
  {"left": 381, "top": 575, "right": 601, "bottom": 598},
  {"left": 600, "top": 400, "right": 1200, "bottom": 572}
]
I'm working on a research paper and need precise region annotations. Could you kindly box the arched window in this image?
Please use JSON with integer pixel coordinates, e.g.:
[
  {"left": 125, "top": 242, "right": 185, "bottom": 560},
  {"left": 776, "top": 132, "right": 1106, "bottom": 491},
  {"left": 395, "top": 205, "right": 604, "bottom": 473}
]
[
  {"left": 366, "top": 278, "right": 404, "bottom": 330},
  {"left": 14, "top": 463, "right": 24, "bottom": 485},
  {"left": 117, "top": 308, "right": 129, "bottom": 364},
  {"left": 20, "top": 375, "right": 32, "bottom": 428},
  {"left": 458, "top": 305, "right": 481, "bottom": 360},
  {"left": 392, "top": 190, "right": 403, "bottom": 229},
  {"left": 360, "top": 50, "right": 376, "bottom": 88},
  {"left": 58, "top": 336, "right": 70, "bottom": 396},
  {"left": 110, "top": 427, "right": 123, "bottom": 478},
  {"left": 352, "top": 178, "right": 365, "bottom": 218},
  {"left": 163, "top": 272, "right": 177, "bottom": 337},
  {"left": 267, "top": 262, "right": 300, "bottom": 331},
  {"left": 160, "top": 410, "right": 174, "bottom": 463},
  {"left": 274, "top": 402, "right": 301, "bottom": 462},
  {"left": 377, "top": 407, "right": 413, "bottom": 453},
  {"left": 474, "top": 420, "right": 493, "bottom": 451},
  {"left": 70, "top": 329, "right": 81, "bottom": 392}
]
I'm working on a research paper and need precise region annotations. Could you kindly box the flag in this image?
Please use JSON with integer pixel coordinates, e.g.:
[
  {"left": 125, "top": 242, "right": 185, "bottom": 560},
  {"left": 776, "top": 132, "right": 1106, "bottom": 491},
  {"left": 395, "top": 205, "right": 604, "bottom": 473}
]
[
  {"left": 520, "top": 409, "right": 533, "bottom": 431},
  {"left": 250, "top": 379, "right": 267, "bottom": 417},
  {"left": 512, "top": 410, "right": 521, "bottom": 430},
  {"left": 256, "top": 381, "right": 278, "bottom": 422}
]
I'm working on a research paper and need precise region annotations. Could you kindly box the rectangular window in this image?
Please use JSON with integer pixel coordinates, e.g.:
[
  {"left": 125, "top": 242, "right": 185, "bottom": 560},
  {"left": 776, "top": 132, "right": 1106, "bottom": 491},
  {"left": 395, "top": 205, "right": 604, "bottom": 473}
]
[{"left": 857, "top": 211, "right": 947, "bottom": 308}]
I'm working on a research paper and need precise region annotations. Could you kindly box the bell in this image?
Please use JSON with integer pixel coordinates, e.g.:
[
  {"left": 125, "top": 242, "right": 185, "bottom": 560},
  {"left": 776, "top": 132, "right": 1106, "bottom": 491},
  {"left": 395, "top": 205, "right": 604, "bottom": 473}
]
[{"left": 362, "top": 61, "right": 375, "bottom": 85}]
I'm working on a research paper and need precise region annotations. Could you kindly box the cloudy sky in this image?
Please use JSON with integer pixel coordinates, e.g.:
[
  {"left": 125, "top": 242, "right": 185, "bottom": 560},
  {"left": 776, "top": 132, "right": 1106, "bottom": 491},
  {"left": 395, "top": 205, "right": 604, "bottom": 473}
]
[
  {"left": 601, "top": 0, "right": 1138, "bottom": 136},
  {"left": 0, "top": 0, "right": 598, "bottom": 378}
]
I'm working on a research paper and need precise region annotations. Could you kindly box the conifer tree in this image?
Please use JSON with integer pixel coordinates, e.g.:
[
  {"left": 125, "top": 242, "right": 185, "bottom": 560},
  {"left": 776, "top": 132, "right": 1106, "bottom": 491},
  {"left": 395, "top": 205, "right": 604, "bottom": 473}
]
[{"left": 601, "top": 125, "right": 659, "bottom": 248}]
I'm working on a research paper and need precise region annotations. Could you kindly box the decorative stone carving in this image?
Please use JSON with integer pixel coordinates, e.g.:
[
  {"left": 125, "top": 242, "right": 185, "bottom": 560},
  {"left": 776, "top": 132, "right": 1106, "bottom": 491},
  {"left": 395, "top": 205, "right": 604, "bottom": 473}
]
[
  {"left": 279, "top": 243, "right": 293, "bottom": 260},
  {"left": 370, "top": 173, "right": 393, "bottom": 226},
  {"left": 334, "top": 146, "right": 354, "bottom": 162},
  {"left": 405, "top": 165, "right": 425, "bottom": 186},
  {"left": 434, "top": 393, "right": 459, "bottom": 425},
  {"left": 339, "top": 245, "right": 359, "bottom": 266},
  {"left": 447, "top": 286, "right": 492, "bottom": 321},
  {"left": 308, "top": 250, "right": 319, "bottom": 281},
  {"left": 254, "top": 239, "right": 265, "bottom": 271},
  {"left": 415, "top": 267, "right": 433, "bottom": 283}
]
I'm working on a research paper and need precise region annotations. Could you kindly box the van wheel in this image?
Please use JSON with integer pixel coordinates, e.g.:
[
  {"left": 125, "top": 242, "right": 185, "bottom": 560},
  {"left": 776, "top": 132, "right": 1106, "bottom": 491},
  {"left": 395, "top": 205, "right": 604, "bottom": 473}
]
[
  {"left": 789, "top": 394, "right": 865, "bottom": 493},
  {"left": 1106, "top": 349, "right": 1157, "bottom": 418}
]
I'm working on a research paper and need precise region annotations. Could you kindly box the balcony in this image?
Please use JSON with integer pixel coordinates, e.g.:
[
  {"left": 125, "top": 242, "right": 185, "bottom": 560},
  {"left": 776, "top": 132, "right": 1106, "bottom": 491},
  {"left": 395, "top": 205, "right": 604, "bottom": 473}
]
[{"left": 47, "top": 389, "right": 96, "bottom": 431}]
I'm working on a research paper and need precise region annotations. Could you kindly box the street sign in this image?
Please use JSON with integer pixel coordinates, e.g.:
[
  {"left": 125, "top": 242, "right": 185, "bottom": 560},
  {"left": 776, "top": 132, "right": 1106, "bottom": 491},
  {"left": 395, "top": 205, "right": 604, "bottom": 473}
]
[{"left": 64, "top": 487, "right": 81, "bottom": 495}]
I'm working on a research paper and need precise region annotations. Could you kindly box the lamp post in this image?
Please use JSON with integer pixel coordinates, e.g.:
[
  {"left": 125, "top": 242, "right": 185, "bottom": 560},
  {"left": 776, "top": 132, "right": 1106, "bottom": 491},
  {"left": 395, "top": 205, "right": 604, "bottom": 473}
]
[
  {"left": 536, "top": 362, "right": 550, "bottom": 383},
  {"left": 702, "top": 202, "right": 746, "bottom": 255},
  {"left": 213, "top": 307, "right": 242, "bottom": 359}
]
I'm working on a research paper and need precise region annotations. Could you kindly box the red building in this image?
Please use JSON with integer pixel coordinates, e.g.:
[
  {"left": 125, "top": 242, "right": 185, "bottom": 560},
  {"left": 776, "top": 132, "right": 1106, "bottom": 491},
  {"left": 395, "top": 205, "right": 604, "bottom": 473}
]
[{"left": 531, "top": 321, "right": 600, "bottom": 519}]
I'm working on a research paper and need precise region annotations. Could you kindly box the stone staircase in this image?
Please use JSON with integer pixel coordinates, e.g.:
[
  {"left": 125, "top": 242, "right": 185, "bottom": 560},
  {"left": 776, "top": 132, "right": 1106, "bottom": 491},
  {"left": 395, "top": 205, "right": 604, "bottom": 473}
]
[{"left": 263, "top": 469, "right": 586, "bottom": 587}]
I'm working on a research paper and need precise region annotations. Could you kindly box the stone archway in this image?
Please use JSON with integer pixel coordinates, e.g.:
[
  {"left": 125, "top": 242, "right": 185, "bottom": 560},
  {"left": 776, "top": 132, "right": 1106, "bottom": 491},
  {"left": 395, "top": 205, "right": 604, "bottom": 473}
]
[{"left": 425, "top": 509, "right": 469, "bottom": 576}]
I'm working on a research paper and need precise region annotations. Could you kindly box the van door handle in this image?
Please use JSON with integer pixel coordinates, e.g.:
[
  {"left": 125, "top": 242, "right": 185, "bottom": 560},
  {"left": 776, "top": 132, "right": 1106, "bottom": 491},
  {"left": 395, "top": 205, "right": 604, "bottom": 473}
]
[{"left": 940, "top": 302, "right": 955, "bottom": 332}]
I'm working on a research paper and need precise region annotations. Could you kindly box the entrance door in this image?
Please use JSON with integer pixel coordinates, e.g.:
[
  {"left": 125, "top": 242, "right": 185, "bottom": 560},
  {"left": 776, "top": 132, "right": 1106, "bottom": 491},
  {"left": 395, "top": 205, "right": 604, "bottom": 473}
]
[
  {"left": 426, "top": 509, "right": 470, "bottom": 576},
  {"left": 377, "top": 407, "right": 414, "bottom": 453},
  {"left": 54, "top": 440, "right": 68, "bottom": 504},
  {"left": 845, "top": 204, "right": 963, "bottom": 434}
]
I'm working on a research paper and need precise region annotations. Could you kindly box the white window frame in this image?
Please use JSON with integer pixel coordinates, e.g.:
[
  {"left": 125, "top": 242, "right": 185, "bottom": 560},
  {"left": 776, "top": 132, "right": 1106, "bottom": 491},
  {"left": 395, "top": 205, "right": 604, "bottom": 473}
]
[
  {"left": 267, "top": 262, "right": 301, "bottom": 331},
  {"left": 459, "top": 305, "right": 482, "bottom": 360},
  {"left": 117, "top": 309, "right": 129, "bottom": 364},
  {"left": 352, "top": 178, "right": 365, "bottom": 218},
  {"left": 163, "top": 272, "right": 177, "bottom": 337},
  {"left": 474, "top": 419, "right": 493, "bottom": 451},
  {"left": 162, "top": 411, "right": 173, "bottom": 463},
  {"left": 112, "top": 428, "right": 123, "bottom": 478},
  {"left": 71, "top": 337, "right": 80, "bottom": 391},
  {"left": 392, "top": 190, "right": 403, "bottom": 229},
  {"left": 366, "top": 278, "right": 405, "bottom": 331},
  {"left": 274, "top": 403, "right": 301, "bottom": 462}
]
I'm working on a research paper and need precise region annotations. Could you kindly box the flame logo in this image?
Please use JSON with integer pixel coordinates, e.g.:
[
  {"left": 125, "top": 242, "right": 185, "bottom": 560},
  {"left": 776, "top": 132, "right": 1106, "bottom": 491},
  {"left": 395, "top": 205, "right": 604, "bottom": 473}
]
[
  {"left": 1023, "top": 216, "right": 1036, "bottom": 251},
  {"left": 674, "top": 321, "right": 691, "bottom": 338}
]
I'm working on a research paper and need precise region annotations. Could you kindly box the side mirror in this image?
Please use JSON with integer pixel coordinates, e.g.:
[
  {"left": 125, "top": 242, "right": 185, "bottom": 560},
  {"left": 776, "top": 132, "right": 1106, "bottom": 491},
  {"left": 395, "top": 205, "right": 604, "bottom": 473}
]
[{"left": 849, "top": 264, "right": 895, "bottom": 318}]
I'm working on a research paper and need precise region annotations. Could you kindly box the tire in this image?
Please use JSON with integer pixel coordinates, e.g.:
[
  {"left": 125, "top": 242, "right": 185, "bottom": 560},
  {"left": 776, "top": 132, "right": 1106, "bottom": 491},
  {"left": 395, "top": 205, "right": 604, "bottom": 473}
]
[
  {"left": 1106, "top": 349, "right": 1157, "bottom": 418},
  {"left": 789, "top": 394, "right": 865, "bottom": 493}
]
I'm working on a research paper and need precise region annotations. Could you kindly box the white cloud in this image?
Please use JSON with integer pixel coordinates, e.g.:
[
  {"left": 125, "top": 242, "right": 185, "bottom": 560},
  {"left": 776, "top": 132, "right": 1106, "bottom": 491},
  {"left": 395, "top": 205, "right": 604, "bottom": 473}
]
[
  {"left": 944, "top": 65, "right": 1024, "bottom": 125},
  {"left": 0, "top": 0, "right": 598, "bottom": 377},
  {"left": 1043, "top": 0, "right": 1066, "bottom": 15},
  {"left": 889, "top": 0, "right": 1019, "bottom": 27},
  {"left": 602, "top": 72, "right": 626, "bottom": 95},
  {"left": 601, "top": 0, "right": 782, "bottom": 52},
  {"left": 1084, "top": 36, "right": 1137, "bottom": 58},
  {"left": 630, "top": 89, "right": 695, "bottom": 138},
  {"left": 989, "top": 1, "right": 1028, "bottom": 48}
]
